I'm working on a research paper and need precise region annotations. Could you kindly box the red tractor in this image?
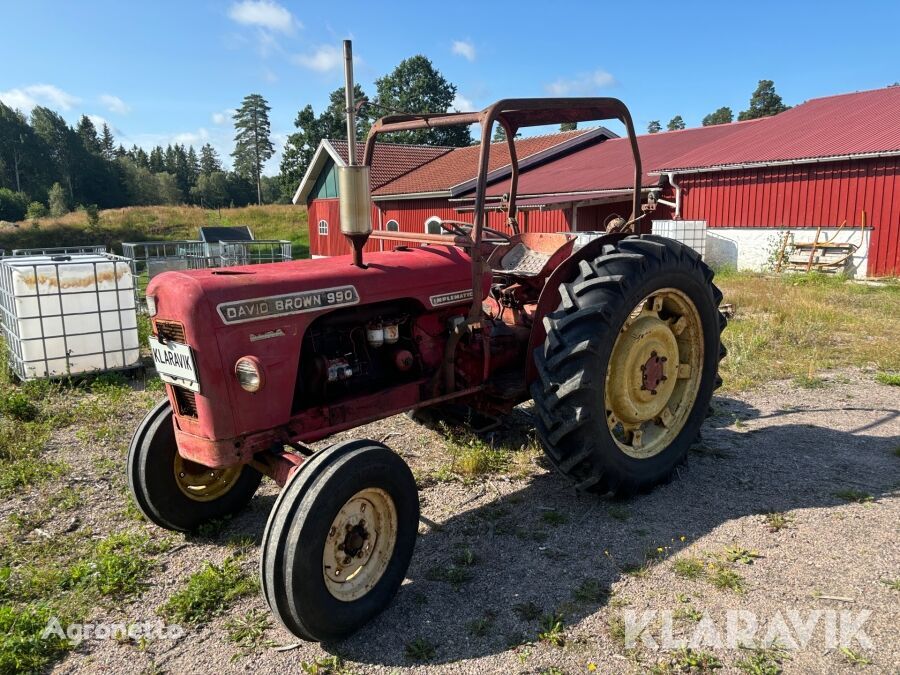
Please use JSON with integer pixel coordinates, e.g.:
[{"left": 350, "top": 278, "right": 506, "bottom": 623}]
[{"left": 128, "top": 44, "right": 725, "bottom": 643}]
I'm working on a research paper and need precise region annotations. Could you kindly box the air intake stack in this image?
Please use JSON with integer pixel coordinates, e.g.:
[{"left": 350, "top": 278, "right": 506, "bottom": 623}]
[{"left": 337, "top": 39, "right": 371, "bottom": 268}]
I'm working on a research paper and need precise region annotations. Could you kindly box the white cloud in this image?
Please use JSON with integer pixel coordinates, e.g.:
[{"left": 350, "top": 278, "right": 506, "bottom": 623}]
[
  {"left": 545, "top": 70, "right": 615, "bottom": 96},
  {"left": 227, "top": 0, "right": 299, "bottom": 33},
  {"left": 212, "top": 109, "right": 236, "bottom": 125},
  {"left": 0, "top": 84, "right": 80, "bottom": 112},
  {"left": 292, "top": 44, "right": 342, "bottom": 73},
  {"left": 87, "top": 114, "right": 113, "bottom": 132},
  {"left": 99, "top": 94, "right": 130, "bottom": 114},
  {"left": 451, "top": 93, "right": 475, "bottom": 111},
  {"left": 173, "top": 128, "right": 211, "bottom": 146},
  {"left": 451, "top": 40, "right": 476, "bottom": 62}
]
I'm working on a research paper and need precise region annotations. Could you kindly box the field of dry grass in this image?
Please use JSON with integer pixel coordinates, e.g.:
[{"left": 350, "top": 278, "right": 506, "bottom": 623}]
[{"left": 0, "top": 205, "right": 310, "bottom": 259}]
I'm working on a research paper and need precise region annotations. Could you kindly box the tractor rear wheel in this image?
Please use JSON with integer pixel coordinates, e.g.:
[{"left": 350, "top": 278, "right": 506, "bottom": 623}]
[
  {"left": 127, "top": 398, "right": 262, "bottom": 532},
  {"left": 531, "top": 235, "right": 726, "bottom": 495},
  {"left": 260, "top": 439, "right": 419, "bottom": 642}
]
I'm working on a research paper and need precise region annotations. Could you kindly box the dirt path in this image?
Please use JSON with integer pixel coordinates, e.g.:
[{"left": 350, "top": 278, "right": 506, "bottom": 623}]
[{"left": 48, "top": 369, "right": 900, "bottom": 674}]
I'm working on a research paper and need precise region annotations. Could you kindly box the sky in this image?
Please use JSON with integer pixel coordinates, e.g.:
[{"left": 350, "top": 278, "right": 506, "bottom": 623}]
[{"left": 2, "top": 0, "right": 898, "bottom": 175}]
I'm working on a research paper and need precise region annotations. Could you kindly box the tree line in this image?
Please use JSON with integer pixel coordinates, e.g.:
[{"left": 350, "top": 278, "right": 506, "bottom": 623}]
[
  {"left": 1, "top": 73, "right": 795, "bottom": 221},
  {"left": 646, "top": 79, "right": 791, "bottom": 134}
]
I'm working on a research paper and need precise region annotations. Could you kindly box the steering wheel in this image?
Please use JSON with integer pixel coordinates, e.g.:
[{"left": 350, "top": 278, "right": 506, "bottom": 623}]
[{"left": 436, "top": 218, "right": 511, "bottom": 243}]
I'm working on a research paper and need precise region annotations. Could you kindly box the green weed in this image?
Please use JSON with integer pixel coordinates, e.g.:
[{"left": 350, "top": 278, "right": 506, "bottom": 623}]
[{"left": 159, "top": 558, "right": 256, "bottom": 624}]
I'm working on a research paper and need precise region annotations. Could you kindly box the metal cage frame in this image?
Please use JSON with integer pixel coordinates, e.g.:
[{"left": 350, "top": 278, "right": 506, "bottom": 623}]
[{"left": 0, "top": 252, "right": 140, "bottom": 381}]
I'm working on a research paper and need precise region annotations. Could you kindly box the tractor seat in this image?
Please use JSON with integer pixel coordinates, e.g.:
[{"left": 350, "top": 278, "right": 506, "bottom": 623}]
[{"left": 494, "top": 242, "right": 552, "bottom": 277}]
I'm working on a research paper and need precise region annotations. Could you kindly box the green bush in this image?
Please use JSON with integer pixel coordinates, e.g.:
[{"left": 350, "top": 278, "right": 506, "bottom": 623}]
[
  {"left": 0, "top": 188, "right": 28, "bottom": 222},
  {"left": 25, "top": 201, "right": 48, "bottom": 220}
]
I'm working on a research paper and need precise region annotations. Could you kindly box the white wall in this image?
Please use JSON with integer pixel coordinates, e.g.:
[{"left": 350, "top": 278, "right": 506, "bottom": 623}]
[{"left": 704, "top": 226, "right": 871, "bottom": 277}]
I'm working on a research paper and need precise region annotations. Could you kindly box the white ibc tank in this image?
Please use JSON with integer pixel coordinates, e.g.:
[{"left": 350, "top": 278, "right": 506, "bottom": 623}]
[
  {"left": 651, "top": 220, "right": 708, "bottom": 258},
  {"left": 0, "top": 254, "right": 140, "bottom": 379}
]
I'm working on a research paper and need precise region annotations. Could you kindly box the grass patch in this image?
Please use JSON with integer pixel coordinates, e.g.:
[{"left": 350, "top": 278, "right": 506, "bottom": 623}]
[
  {"left": 0, "top": 603, "right": 72, "bottom": 674},
  {"left": 736, "top": 643, "right": 788, "bottom": 674},
  {"left": 537, "top": 612, "right": 565, "bottom": 647},
  {"left": 405, "top": 637, "right": 436, "bottom": 661},
  {"left": 467, "top": 613, "right": 495, "bottom": 638},
  {"left": 572, "top": 578, "right": 609, "bottom": 603},
  {"left": 722, "top": 546, "right": 761, "bottom": 565},
  {"left": 300, "top": 655, "right": 354, "bottom": 674},
  {"left": 708, "top": 564, "right": 745, "bottom": 593},
  {"left": 540, "top": 510, "right": 569, "bottom": 526},
  {"left": 874, "top": 371, "right": 900, "bottom": 386},
  {"left": 880, "top": 578, "right": 900, "bottom": 591},
  {"left": 839, "top": 646, "right": 872, "bottom": 666},
  {"left": 763, "top": 512, "right": 792, "bottom": 532},
  {"left": 224, "top": 609, "right": 272, "bottom": 660},
  {"left": 673, "top": 556, "right": 705, "bottom": 580},
  {"left": 65, "top": 532, "right": 161, "bottom": 598},
  {"left": 792, "top": 374, "right": 826, "bottom": 389},
  {"left": 513, "top": 601, "right": 542, "bottom": 622},
  {"left": 159, "top": 558, "right": 256, "bottom": 625},
  {"left": 715, "top": 273, "right": 900, "bottom": 391},
  {"left": 673, "top": 606, "right": 703, "bottom": 623},
  {"left": 651, "top": 647, "right": 723, "bottom": 673},
  {"left": 424, "top": 564, "right": 473, "bottom": 588},
  {"left": 441, "top": 425, "right": 510, "bottom": 477},
  {"left": 834, "top": 489, "right": 874, "bottom": 504}
]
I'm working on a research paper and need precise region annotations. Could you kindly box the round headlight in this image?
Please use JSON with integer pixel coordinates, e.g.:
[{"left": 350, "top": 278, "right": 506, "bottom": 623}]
[{"left": 235, "top": 357, "right": 263, "bottom": 392}]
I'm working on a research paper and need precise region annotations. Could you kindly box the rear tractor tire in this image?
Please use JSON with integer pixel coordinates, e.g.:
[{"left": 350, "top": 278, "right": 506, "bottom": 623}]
[
  {"left": 127, "top": 399, "right": 263, "bottom": 532},
  {"left": 260, "top": 439, "right": 419, "bottom": 642},
  {"left": 531, "top": 235, "right": 726, "bottom": 495}
]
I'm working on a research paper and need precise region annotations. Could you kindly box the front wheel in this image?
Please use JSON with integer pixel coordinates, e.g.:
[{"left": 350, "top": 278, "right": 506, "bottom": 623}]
[
  {"left": 127, "top": 399, "right": 262, "bottom": 532},
  {"left": 260, "top": 439, "right": 419, "bottom": 642},
  {"left": 531, "top": 235, "right": 726, "bottom": 495}
]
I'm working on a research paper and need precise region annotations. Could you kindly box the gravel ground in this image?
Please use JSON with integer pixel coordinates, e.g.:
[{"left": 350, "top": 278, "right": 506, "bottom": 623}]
[{"left": 44, "top": 369, "right": 900, "bottom": 674}]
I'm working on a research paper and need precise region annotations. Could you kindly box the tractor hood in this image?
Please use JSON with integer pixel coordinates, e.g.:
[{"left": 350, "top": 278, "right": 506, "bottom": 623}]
[{"left": 147, "top": 245, "right": 483, "bottom": 328}]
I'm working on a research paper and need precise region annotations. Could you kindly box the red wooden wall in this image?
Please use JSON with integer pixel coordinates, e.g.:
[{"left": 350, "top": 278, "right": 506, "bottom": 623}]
[{"left": 678, "top": 158, "right": 900, "bottom": 276}]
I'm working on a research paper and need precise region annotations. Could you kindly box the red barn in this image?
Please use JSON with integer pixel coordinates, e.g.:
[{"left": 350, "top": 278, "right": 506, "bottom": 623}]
[{"left": 296, "top": 86, "right": 900, "bottom": 276}]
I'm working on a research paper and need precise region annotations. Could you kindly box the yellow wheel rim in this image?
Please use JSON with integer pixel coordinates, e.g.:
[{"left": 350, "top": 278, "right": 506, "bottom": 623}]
[
  {"left": 323, "top": 488, "right": 398, "bottom": 602},
  {"left": 605, "top": 288, "right": 704, "bottom": 459},
  {"left": 173, "top": 454, "right": 242, "bottom": 502}
]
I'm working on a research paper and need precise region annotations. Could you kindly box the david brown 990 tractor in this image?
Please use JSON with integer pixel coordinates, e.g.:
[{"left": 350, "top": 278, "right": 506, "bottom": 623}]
[{"left": 128, "top": 42, "right": 725, "bottom": 643}]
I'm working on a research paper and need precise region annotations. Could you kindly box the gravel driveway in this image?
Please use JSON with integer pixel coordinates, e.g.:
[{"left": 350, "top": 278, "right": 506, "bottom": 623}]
[{"left": 52, "top": 369, "right": 900, "bottom": 674}]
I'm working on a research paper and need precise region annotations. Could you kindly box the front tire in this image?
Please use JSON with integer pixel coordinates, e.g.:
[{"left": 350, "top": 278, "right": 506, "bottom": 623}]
[
  {"left": 530, "top": 235, "right": 726, "bottom": 495},
  {"left": 260, "top": 439, "right": 419, "bottom": 642},
  {"left": 127, "top": 398, "right": 262, "bottom": 532}
]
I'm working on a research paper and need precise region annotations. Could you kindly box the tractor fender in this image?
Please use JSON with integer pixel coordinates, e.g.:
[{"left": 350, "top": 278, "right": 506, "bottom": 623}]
[{"left": 524, "top": 231, "right": 630, "bottom": 386}]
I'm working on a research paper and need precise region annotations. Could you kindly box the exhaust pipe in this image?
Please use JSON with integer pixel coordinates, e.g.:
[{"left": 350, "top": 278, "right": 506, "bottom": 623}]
[{"left": 337, "top": 39, "right": 372, "bottom": 268}]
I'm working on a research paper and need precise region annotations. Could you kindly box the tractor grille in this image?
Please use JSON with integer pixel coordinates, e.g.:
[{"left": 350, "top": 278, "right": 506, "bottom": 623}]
[
  {"left": 173, "top": 387, "right": 198, "bottom": 418},
  {"left": 154, "top": 319, "right": 186, "bottom": 343}
]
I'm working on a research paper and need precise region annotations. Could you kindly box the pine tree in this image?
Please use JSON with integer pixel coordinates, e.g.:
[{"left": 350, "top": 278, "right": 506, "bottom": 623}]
[
  {"left": 738, "top": 80, "right": 790, "bottom": 121},
  {"left": 560, "top": 121, "right": 577, "bottom": 132},
  {"left": 647, "top": 120, "right": 662, "bottom": 134},
  {"left": 76, "top": 115, "right": 101, "bottom": 154},
  {"left": 667, "top": 115, "right": 686, "bottom": 131},
  {"left": 702, "top": 107, "right": 733, "bottom": 126},
  {"left": 149, "top": 146, "right": 165, "bottom": 173},
  {"left": 199, "top": 144, "right": 222, "bottom": 175},
  {"left": 231, "top": 93, "right": 275, "bottom": 205},
  {"left": 100, "top": 123, "right": 116, "bottom": 160}
]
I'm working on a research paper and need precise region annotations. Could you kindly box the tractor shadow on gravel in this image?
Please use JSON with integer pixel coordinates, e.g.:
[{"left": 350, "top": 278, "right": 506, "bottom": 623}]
[{"left": 320, "top": 395, "right": 899, "bottom": 666}]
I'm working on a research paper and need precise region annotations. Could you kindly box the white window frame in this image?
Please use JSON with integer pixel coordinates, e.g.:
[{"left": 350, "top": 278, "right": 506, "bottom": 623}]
[
  {"left": 385, "top": 219, "right": 400, "bottom": 232},
  {"left": 424, "top": 216, "right": 443, "bottom": 235},
  {"left": 318, "top": 219, "right": 328, "bottom": 236}
]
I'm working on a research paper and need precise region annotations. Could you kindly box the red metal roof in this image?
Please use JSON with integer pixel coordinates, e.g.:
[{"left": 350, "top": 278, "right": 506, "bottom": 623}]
[
  {"left": 654, "top": 86, "right": 900, "bottom": 172},
  {"left": 485, "top": 121, "right": 756, "bottom": 197},
  {"left": 328, "top": 140, "right": 451, "bottom": 190},
  {"left": 375, "top": 129, "right": 593, "bottom": 196}
]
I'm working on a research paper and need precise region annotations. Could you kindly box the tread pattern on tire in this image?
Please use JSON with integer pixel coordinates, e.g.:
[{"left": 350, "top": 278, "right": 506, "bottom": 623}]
[{"left": 530, "top": 235, "right": 727, "bottom": 496}]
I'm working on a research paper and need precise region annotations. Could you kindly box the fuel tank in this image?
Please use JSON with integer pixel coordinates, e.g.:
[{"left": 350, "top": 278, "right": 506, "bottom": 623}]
[{"left": 147, "top": 245, "right": 482, "bottom": 445}]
